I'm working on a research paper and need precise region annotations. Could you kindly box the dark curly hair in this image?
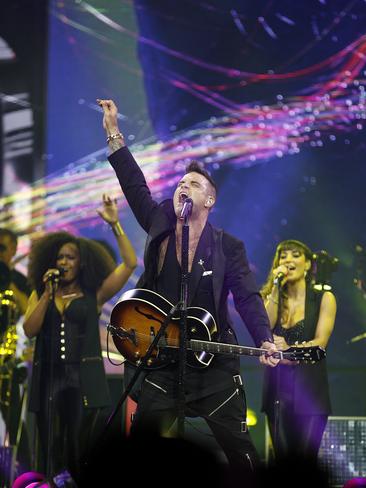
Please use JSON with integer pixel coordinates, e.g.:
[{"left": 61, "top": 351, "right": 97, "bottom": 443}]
[{"left": 28, "top": 232, "right": 116, "bottom": 296}]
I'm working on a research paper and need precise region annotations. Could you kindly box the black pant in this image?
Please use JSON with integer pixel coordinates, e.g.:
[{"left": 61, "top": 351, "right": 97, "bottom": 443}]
[
  {"left": 131, "top": 370, "right": 261, "bottom": 478},
  {"left": 266, "top": 403, "right": 328, "bottom": 463},
  {"left": 36, "top": 363, "right": 100, "bottom": 481}
]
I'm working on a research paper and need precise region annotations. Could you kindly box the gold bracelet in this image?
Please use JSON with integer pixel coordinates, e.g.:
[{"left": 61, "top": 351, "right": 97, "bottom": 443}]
[
  {"left": 106, "top": 132, "right": 124, "bottom": 144},
  {"left": 111, "top": 222, "right": 124, "bottom": 237}
]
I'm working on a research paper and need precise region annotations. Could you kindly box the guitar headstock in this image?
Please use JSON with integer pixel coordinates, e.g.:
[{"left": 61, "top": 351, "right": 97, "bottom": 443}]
[{"left": 283, "top": 346, "right": 326, "bottom": 363}]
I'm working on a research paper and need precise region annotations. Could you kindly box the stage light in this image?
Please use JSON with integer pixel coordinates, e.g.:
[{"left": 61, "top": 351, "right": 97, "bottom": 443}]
[
  {"left": 247, "top": 408, "right": 257, "bottom": 427},
  {"left": 13, "top": 469, "right": 76, "bottom": 488},
  {"left": 314, "top": 283, "right": 333, "bottom": 291},
  {"left": 12, "top": 471, "right": 47, "bottom": 488},
  {"left": 343, "top": 478, "right": 366, "bottom": 488}
]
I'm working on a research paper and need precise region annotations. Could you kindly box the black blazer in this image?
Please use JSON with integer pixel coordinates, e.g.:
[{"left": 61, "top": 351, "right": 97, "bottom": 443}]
[{"left": 109, "top": 147, "right": 273, "bottom": 348}]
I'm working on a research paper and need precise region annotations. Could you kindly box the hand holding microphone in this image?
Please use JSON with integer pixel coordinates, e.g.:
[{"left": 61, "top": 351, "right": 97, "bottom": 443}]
[
  {"left": 273, "top": 265, "right": 289, "bottom": 286},
  {"left": 43, "top": 268, "right": 65, "bottom": 282},
  {"left": 43, "top": 268, "right": 65, "bottom": 294}
]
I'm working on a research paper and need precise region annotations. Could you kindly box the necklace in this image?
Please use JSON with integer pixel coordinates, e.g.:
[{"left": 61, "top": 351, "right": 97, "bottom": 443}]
[{"left": 61, "top": 292, "right": 80, "bottom": 299}]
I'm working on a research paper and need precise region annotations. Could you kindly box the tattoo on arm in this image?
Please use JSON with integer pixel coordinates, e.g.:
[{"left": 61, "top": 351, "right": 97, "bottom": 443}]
[{"left": 109, "top": 138, "right": 125, "bottom": 153}]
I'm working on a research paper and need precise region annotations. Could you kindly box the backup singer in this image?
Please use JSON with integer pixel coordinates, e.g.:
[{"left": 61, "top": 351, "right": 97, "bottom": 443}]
[
  {"left": 261, "top": 239, "right": 336, "bottom": 463},
  {"left": 23, "top": 195, "right": 137, "bottom": 481}
]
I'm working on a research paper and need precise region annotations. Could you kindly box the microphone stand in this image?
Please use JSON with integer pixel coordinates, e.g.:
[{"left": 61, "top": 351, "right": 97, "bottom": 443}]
[
  {"left": 81, "top": 301, "right": 182, "bottom": 481},
  {"left": 177, "top": 209, "right": 190, "bottom": 437},
  {"left": 103, "top": 303, "right": 181, "bottom": 431},
  {"left": 85, "top": 201, "right": 191, "bottom": 472},
  {"left": 273, "top": 281, "right": 283, "bottom": 461},
  {"left": 45, "top": 277, "right": 58, "bottom": 480}
]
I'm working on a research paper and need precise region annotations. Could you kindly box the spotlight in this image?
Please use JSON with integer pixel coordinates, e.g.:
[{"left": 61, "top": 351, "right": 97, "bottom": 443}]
[{"left": 246, "top": 408, "right": 257, "bottom": 427}]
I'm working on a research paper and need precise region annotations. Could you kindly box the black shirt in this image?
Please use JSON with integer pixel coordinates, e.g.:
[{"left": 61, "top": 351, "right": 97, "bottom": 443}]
[{"left": 150, "top": 230, "right": 240, "bottom": 402}]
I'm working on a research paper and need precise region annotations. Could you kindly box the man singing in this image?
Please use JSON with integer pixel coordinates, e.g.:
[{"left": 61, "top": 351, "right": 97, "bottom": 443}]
[{"left": 98, "top": 99, "right": 278, "bottom": 478}]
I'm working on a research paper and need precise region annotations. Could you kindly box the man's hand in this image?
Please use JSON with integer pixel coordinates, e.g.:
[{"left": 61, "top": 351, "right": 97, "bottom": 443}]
[
  {"left": 96, "top": 99, "right": 120, "bottom": 135},
  {"left": 259, "top": 340, "right": 280, "bottom": 367}
]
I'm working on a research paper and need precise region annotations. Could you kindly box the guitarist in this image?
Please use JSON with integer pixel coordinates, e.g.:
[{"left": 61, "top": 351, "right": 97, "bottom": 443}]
[{"left": 98, "top": 99, "right": 279, "bottom": 477}]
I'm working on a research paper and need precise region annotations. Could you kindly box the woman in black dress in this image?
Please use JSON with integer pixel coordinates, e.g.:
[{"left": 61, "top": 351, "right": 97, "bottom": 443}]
[
  {"left": 261, "top": 239, "right": 336, "bottom": 463},
  {"left": 23, "top": 194, "right": 137, "bottom": 481}
]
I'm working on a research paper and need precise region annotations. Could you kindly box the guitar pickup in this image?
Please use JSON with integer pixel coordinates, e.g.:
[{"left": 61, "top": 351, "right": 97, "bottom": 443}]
[{"left": 107, "top": 324, "right": 137, "bottom": 346}]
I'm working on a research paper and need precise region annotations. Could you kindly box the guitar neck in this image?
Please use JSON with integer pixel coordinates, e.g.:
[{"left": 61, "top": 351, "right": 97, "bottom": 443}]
[{"left": 189, "top": 339, "right": 288, "bottom": 360}]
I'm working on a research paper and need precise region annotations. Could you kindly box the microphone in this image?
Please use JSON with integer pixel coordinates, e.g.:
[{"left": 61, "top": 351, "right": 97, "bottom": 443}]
[
  {"left": 273, "top": 271, "right": 286, "bottom": 286},
  {"left": 46, "top": 268, "right": 66, "bottom": 282},
  {"left": 180, "top": 197, "right": 193, "bottom": 220}
]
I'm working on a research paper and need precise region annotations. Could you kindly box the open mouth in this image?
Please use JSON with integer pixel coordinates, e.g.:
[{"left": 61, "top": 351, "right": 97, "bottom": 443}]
[
  {"left": 179, "top": 192, "right": 189, "bottom": 203},
  {"left": 287, "top": 264, "right": 296, "bottom": 271}
]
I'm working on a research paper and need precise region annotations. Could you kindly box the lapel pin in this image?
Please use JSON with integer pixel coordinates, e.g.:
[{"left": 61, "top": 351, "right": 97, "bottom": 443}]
[{"left": 198, "top": 258, "right": 212, "bottom": 276}]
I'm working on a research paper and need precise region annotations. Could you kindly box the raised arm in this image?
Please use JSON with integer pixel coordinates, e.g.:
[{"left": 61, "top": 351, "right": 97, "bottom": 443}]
[
  {"left": 97, "top": 99, "right": 158, "bottom": 232},
  {"left": 96, "top": 194, "right": 137, "bottom": 307}
]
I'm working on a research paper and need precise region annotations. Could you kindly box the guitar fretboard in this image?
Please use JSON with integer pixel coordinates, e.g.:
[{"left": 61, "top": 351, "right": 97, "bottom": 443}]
[{"left": 189, "top": 339, "right": 286, "bottom": 360}]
